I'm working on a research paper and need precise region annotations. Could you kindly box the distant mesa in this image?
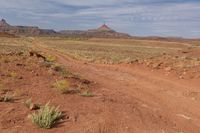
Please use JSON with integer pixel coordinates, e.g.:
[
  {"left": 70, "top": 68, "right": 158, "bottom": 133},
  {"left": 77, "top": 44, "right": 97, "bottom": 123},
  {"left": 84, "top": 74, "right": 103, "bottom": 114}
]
[
  {"left": 0, "top": 19, "right": 56, "bottom": 36},
  {"left": 60, "top": 24, "right": 131, "bottom": 38},
  {"left": 0, "top": 19, "right": 131, "bottom": 38}
]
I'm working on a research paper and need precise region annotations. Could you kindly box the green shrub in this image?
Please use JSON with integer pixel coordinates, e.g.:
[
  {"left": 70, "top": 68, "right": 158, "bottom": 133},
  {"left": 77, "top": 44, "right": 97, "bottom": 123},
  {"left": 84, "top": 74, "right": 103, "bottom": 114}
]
[
  {"left": 52, "top": 80, "right": 70, "bottom": 94},
  {"left": 28, "top": 103, "right": 62, "bottom": 129}
]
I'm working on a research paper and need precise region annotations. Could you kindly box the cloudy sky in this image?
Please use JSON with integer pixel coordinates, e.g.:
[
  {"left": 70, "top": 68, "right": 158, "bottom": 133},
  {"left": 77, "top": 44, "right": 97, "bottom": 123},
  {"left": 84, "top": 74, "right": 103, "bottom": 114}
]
[{"left": 0, "top": 0, "right": 200, "bottom": 38}]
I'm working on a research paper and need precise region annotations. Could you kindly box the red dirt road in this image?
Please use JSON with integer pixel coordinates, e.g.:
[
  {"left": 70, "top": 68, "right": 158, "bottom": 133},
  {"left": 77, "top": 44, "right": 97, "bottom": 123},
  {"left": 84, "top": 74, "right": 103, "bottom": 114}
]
[{"left": 45, "top": 49, "right": 200, "bottom": 133}]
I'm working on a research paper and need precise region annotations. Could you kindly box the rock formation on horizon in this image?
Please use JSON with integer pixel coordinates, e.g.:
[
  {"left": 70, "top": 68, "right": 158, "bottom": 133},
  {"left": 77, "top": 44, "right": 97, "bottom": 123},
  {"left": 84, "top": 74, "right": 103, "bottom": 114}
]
[
  {"left": 0, "top": 19, "right": 56, "bottom": 36},
  {"left": 97, "top": 24, "right": 113, "bottom": 31},
  {"left": 0, "top": 19, "right": 10, "bottom": 27},
  {"left": 60, "top": 24, "right": 131, "bottom": 38},
  {"left": 0, "top": 19, "right": 131, "bottom": 38}
]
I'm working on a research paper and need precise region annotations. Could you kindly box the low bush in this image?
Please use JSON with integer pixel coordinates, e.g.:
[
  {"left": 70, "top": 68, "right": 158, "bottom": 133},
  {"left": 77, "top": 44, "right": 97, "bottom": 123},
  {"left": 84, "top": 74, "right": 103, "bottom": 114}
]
[{"left": 28, "top": 102, "right": 62, "bottom": 129}]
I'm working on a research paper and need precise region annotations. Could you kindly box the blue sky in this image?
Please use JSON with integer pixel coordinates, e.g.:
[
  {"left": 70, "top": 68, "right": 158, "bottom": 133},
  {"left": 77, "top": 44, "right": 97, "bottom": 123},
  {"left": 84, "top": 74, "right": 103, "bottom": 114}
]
[{"left": 0, "top": 0, "right": 200, "bottom": 38}]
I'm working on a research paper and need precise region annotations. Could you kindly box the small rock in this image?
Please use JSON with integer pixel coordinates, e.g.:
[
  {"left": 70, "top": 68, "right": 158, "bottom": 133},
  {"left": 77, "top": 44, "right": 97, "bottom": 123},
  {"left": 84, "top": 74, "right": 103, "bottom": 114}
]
[
  {"left": 179, "top": 75, "right": 184, "bottom": 79},
  {"left": 152, "top": 63, "right": 162, "bottom": 69},
  {"left": 18, "top": 76, "right": 23, "bottom": 79}
]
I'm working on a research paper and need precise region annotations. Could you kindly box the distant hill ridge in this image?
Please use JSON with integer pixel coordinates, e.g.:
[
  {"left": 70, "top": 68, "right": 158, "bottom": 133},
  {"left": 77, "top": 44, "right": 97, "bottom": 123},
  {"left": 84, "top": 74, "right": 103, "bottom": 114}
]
[
  {"left": 0, "top": 19, "right": 131, "bottom": 38},
  {"left": 60, "top": 24, "right": 131, "bottom": 38},
  {"left": 0, "top": 19, "right": 56, "bottom": 36}
]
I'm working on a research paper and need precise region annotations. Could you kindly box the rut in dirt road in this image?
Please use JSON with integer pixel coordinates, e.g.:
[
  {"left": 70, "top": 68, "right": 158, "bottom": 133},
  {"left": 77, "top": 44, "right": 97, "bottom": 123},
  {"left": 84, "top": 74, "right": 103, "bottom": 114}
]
[{"left": 40, "top": 47, "right": 200, "bottom": 133}]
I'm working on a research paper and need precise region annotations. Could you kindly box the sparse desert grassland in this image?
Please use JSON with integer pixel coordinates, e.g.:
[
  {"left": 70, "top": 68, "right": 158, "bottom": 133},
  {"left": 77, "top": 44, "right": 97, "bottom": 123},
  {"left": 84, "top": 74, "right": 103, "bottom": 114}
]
[
  {"left": 0, "top": 37, "right": 33, "bottom": 47},
  {"left": 0, "top": 44, "right": 94, "bottom": 131},
  {"left": 1, "top": 36, "right": 200, "bottom": 64},
  {"left": 31, "top": 37, "right": 200, "bottom": 79},
  {"left": 1, "top": 36, "right": 200, "bottom": 132},
  {"left": 35, "top": 37, "right": 200, "bottom": 64},
  {"left": 28, "top": 102, "right": 62, "bottom": 129},
  {"left": 0, "top": 45, "right": 28, "bottom": 54}
]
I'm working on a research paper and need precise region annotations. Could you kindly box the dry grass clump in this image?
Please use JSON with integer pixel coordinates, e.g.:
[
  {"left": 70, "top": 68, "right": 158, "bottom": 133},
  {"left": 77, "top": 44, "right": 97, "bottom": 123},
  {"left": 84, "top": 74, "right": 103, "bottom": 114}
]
[
  {"left": 80, "top": 90, "right": 94, "bottom": 97},
  {"left": 45, "top": 55, "right": 56, "bottom": 62},
  {"left": 28, "top": 102, "right": 62, "bottom": 129},
  {"left": 52, "top": 63, "right": 75, "bottom": 78},
  {"left": 24, "top": 99, "right": 40, "bottom": 110},
  {"left": 52, "top": 80, "right": 70, "bottom": 94},
  {"left": 0, "top": 93, "right": 14, "bottom": 102},
  {"left": 9, "top": 72, "right": 18, "bottom": 78}
]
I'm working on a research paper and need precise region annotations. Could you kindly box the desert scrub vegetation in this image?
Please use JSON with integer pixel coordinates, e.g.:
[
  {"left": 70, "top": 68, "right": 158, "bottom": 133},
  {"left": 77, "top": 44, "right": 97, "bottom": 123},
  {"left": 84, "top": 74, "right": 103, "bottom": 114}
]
[
  {"left": 45, "top": 55, "right": 56, "bottom": 62},
  {"left": 38, "top": 37, "right": 182, "bottom": 64},
  {"left": 52, "top": 80, "right": 70, "bottom": 94},
  {"left": 52, "top": 63, "right": 64, "bottom": 72},
  {"left": 80, "top": 90, "right": 94, "bottom": 97},
  {"left": 52, "top": 63, "right": 76, "bottom": 78},
  {"left": 24, "top": 99, "right": 40, "bottom": 110},
  {"left": 8, "top": 71, "right": 18, "bottom": 78},
  {"left": 0, "top": 93, "right": 14, "bottom": 102},
  {"left": 28, "top": 102, "right": 62, "bottom": 129}
]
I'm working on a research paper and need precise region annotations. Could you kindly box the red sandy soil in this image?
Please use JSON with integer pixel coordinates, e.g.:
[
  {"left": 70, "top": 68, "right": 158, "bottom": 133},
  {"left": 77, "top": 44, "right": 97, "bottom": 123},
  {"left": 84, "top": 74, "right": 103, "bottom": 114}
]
[{"left": 1, "top": 48, "right": 200, "bottom": 133}]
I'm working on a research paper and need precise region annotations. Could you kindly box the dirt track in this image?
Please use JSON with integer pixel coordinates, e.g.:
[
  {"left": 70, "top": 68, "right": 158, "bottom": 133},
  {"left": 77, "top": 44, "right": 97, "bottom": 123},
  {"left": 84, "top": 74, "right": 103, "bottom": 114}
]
[{"left": 43, "top": 48, "right": 200, "bottom": 133}]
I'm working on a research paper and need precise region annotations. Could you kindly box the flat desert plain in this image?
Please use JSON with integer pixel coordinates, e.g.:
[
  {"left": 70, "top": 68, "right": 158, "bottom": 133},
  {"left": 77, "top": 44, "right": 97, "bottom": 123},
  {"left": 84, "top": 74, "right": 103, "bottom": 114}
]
[{"left": 0, "top": 36, "right": 200, "bottom": 133}]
